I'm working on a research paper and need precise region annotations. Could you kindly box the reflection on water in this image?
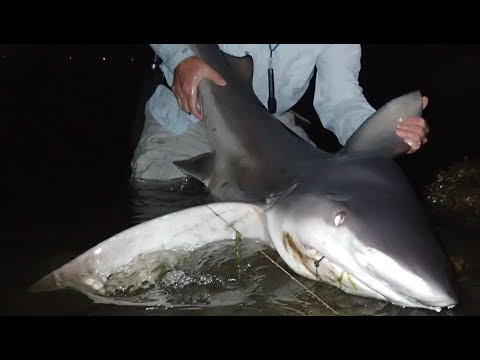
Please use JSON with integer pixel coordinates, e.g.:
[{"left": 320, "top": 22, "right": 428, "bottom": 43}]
[{"left": 100, "top": 239, "right": 269, "bottom": 309}]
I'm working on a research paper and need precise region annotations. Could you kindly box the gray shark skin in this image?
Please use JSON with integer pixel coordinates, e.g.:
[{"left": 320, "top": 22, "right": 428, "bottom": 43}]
[
  {"left": 30, "top": 45, "right": 458, "bottom": 312},
  {"left": 173, "top": 45, "right": 458, "bottom": 311}
]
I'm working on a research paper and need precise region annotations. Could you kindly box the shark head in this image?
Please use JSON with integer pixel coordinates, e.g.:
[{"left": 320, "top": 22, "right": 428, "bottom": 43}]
[
  {"left": 264, "top": 91, "right": 458, "bottom": 312},
  {"left": 265, "top": 160, "right": 458, "bottom": 312}
]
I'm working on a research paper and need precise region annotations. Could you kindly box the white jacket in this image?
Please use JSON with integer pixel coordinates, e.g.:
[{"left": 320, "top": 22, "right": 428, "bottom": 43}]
[{"left": 148, "top": 44, "right": 376, "bottom": 145}]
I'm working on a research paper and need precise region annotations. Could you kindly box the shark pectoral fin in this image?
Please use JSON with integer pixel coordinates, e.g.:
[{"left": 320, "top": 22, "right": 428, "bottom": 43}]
[
  {"left": 341, "top": 91, "right": 423, "bottom": 158},
  {"left": 173, "top": 152, "right": 215, "bottom": 183}
]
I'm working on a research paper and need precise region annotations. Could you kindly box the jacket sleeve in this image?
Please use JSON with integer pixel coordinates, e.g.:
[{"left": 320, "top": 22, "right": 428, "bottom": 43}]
[
  {"left": 313, "top": 44, "right": 376, "bottom": 145},
  {"left": 150, "top": 44, "right": 197, "bottom": 85}
]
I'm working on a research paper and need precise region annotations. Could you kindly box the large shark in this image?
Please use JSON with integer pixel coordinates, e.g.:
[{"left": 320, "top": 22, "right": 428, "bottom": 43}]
[{"left": 30, "top": 45, "right": 458, "bottom": 312}]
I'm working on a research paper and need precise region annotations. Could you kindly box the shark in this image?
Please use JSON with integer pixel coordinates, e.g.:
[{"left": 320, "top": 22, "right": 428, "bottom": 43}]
[{"left": 30, "top": 44, "right": 458, "bottom": 312}]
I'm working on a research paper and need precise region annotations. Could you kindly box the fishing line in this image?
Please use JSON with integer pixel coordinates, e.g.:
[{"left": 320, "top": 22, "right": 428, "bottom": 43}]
[{"left": 205, "top": 204, "right": 338, "bottom": 315}]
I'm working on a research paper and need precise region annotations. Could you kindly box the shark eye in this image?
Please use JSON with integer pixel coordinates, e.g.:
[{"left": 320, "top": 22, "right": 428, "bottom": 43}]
[{"left": 334, "top": 211, "right": 346, "bottom": 226}]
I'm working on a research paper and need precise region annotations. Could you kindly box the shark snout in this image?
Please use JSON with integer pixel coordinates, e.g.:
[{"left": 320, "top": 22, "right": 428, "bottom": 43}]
[
  {"left": 394, "top": 286, "right": 458, "bottom": 309},
  {"left": 384, "top": 284, "right": 458, "bottom": 311},
  {"left": 357, "top": 248, "right": 458, "bottom": 310}
]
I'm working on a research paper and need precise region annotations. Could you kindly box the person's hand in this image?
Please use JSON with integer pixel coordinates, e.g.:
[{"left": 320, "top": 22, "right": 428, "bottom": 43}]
[
  {"left": 172, "top": 56, "right": 227, "bottom": 120},
  {"left": 396, "top": 96, "right": 430, "bottom": 154}
]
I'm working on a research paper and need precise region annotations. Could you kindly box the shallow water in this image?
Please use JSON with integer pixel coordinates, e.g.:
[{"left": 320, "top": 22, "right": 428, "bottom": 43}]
[{"left": 6, "top": 177, "right": 478, "bottom": 316}]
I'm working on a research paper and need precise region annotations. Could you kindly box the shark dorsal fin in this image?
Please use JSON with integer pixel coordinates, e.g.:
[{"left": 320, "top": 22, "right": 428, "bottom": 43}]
[
  {"left": 340, "top": 91, "right": 423, "bottom": 158},
  {"left": 173, "top": 152, "right": 215, "bottom": 183},
  {"left": 223, "top": 53, "right": 254, "bottom": 88}
]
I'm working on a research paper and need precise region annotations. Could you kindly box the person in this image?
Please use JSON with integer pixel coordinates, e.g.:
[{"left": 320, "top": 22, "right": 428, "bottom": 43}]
[{"left": 131, "top": 44, "right": 429, "bottom": 181}]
